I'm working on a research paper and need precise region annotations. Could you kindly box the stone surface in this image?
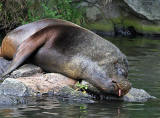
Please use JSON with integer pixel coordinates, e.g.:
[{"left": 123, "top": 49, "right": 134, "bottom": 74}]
[
  {"left": 83, "top": 0, "right": 160, "bottom": 21},
  {"left": 86, "top": 6, "right": 101, "bottom": 21},
  {"left": 81, "top": 0, "right": 122, "bottom": 21},
  {"left": 55, "top": 86, "right": 95, "bottom": 103},
  {"left": 0, "top": 95, "right": 28, "bottom": 105},
  {"left": 81, "top": 81, "right": 155, "bottom": 102},
  {"left": 0, "top": 58, "right": 155, "bottom": 104},
  {"left": 10, "top": 64, "right": 43, "bottom": 78},
  {"left": 0, "top": 78, "right": 31, "bottom": 96},
  {"left": 124, "top": 0, "right": 160, "bottom": 21},
  {"left": 0, "top": 76, "right": 155, "bottom": 104},
  {"left": 80, "top": 0, "right": 160, "bottom": 33},
  {"left": 124, "top": 88, "right": 156, "bottom": 102},
  {"left": 17, "top": 73, "right": 77, "bottom": 94},
  {"left": 0, "top": 57, "right": 11, "bottom": 76}
]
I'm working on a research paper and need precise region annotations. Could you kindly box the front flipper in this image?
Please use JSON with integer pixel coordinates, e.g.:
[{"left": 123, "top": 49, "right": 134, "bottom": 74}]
[{"left": 2, "top": 26, "right": 60, "bottom": 77}]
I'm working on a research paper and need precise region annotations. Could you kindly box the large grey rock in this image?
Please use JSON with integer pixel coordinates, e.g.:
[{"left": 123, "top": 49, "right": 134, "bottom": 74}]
[
  {"left": 124, "top": 0, "right": 160, "bottom": 21},
  {"left": 124, "top": 88, "right": 156, "bottom": 102},
  {"left": 0, "top": 76, "right": 93, "bottom": 104},
  {"left": 55, "top": 86, "right": 95, "bottom": 103},
  {"left": 0, "top": 60, "right": 155, "bottom": 103},
  {"left": 86, "top": 6, "right": 101, "bottom": 21},
  {"left": 16, "top": 73, "right": 77, "bottom": 94},
  {"left": 0, "top": 78, "right": 32, "bottom": 96},
  {"left": 81, "top": 0, "right": 122, "bottom": 21},
  {"left": 0, "top": 77, "right": 155, "bottom": 104}
]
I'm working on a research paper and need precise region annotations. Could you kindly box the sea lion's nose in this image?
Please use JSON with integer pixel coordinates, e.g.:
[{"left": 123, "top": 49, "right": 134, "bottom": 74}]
[
  {"left": 111, "top": 79, "right": 119, "bottom": 90},
  {"left": 110, "top": 78, "right": 131, "bottom": 97},
  {"left": 111, "top": 80, "right": 122, "bottom": 96},
  {"left": 111, "top": 79, "right": 117, "bottom": 83}
]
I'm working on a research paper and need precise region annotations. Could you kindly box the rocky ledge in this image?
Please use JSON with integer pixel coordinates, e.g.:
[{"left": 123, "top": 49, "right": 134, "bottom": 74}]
[{"left": 0, "top": 58, "right": 156, "bottom": 105}]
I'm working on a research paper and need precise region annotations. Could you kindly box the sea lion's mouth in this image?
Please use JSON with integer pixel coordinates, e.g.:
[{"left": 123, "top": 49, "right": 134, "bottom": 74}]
[
  {"left": 118, "top": 89, "right": 122, "bottom": 97},
  {"left": 111, "top": 79, "right": 131, "bottom": 97}
]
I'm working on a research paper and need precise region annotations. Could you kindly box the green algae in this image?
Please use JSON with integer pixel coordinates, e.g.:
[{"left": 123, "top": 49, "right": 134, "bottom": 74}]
[{"left": 85, "top": 17, "right": 160, "bottom": 33}]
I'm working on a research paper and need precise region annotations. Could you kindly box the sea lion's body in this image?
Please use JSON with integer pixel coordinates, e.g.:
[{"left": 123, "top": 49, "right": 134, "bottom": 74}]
[{"left": 0, "top": 19, "right": 131, "bottom": 96}]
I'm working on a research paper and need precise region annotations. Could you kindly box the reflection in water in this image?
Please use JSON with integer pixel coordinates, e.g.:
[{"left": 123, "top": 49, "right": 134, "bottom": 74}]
[{"left": 0, "top": 37, "right": 160, "bottom": 118}]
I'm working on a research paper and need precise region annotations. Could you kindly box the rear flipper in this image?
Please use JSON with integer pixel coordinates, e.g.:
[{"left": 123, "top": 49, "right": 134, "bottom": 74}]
[
  {"left": 0, "top": 47, "right": 2, "bottom": 57},
  {"left": 1, "top": 26, "right": 61, "bottom": 78},
  {"left": 1, "top": 39, "right": 41, "bottom": 78},
  {"left": 1, "top": 34, "right": 45, "bottom": 77}
]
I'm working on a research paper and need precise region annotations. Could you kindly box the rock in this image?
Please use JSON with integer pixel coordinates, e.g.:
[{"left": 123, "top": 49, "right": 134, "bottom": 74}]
[
  {"left": 0, "top": 73, "right": 80, "bottom": 104},
  {"left": 124, "top": 0, "right": 160, "bottom": 21},
  {"left": 124, "top": 88, "right": 156, "bottom": 102},
  {"left": 0, "top": 78, "right": 32, "bottom": 96},
  {"left": 85, "top": 0, "right": 97, "bottom": 3},
  {"left": 16, "top": 73, "right": 77, "bottom": 94},
  {"left": 78, "top": 0, "right": 160, "bottom": 33},
  {"left": 0, "top": 75, "right": 93, "bottom": 104},
  {"left": 83, "top": 0, "right": 160, "bottom": 22},
  {"left": 55, "top": 86, "right": 95, "bottom": 103},
  {"left": 10, "top": 64, "right": 43, "bottom": 78},
  {"left": 86, "top": 6, "right": 101, "bottom": 21},
  {"left": 80, "top": 0, "right": 123, "bottom": 21},
  {"left": 78, "top": 1, "right": 88, "bottom": 7},
  {"left": 0, "top": 76, "right": 155, "bottom": 104},
  {"left": 0, "top": 95, "right": 27, "bottom": 105},
  {"left": 81, "top": 81, "right": 155, "bottom": 102},
  {"left": 0, "top": 57, "right": 11, "bottom": 76},
  {"left": 0, "top": 60, "right": 155, "bottom": 103}
]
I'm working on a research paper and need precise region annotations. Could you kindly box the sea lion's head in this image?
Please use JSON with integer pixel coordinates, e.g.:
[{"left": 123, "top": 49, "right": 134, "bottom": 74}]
[
  {"left": 95, "top": 57, "right": 131, "bottom": 97},
  {"left": 109, "top": 62, "right": 131, "bottom": 97},
  {"left": 95, "top": 75, "right": 131, "bottom": 97}
]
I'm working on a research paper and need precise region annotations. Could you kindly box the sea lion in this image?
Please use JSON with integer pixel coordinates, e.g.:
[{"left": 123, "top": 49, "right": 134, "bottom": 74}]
[{"left": 0, "top": 19, "right": 131, "bottom": 97}]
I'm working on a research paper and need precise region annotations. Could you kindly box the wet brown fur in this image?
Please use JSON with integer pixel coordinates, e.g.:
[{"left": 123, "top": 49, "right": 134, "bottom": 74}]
[
  {"left": 1, "top": 36, "right": 17, "bottom": 59},
  {"left": 0, "top": 47, "right": 2, "bottom": 57}
]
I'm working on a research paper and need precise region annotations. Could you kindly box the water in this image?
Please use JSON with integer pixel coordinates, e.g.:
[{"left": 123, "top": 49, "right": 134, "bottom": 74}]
[{"left": 0, "top": 37, "right": 160, "bottom": 118}]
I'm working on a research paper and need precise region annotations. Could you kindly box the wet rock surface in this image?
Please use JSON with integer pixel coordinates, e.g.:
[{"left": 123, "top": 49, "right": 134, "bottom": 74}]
[
  {"left": 0, "top": 78, "right": 31, "bottom": 96},
  {"left": 124, "top": 0, "right": 160, "bottom": 21},
  {"left": 10, "top": 64, "right": 43, "bottom": 78},
  {"left": 81, "top": 0, "right": 160, "bottom": 22},
  {"left": 123, "top": 88, "right": 156, "bottom": 102},
  {"left": 16, "top": 73, "right": 77, "bottom": 94},
  {"left": 0, "top": 95, "right": 26, "bottom": 105},
  {"left": 0, "top": 57, "right": 11, "bottom": 76},
  {"left": 0, "top": 58, "right": 156, "bottom": 105},
  {"left": 81, "top": 81, "right": 155, "bottom": 102},
  {"left": 55, "top": 86, "right": 95, "bottom": 103}
]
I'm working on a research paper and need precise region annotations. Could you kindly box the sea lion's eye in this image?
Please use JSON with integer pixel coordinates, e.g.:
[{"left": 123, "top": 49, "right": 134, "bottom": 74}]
[{"left": 117, "top": 68, "right": 127, "bottom": 77}]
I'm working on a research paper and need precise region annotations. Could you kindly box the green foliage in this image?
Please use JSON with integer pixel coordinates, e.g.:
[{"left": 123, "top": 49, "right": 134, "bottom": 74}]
[
  {"left": 0, "top": 0, "right": 27, "bottom": 32},
  {"left": 75, "top": 82, "right": 88, "bottom": 93},
  {"left": 0, "top": 0, "right": 85, "bottom": 33},
  {"left": 22, "top": 0, "right": 85, "bottom": 25},
  {"left": 55, "top": 0, "right": 85, "bottom": 24},
  {"left": 0, "top": 3, "right": 2, "bottom": 12}
]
